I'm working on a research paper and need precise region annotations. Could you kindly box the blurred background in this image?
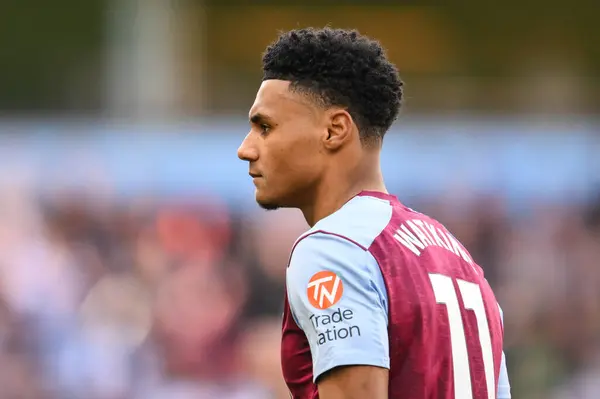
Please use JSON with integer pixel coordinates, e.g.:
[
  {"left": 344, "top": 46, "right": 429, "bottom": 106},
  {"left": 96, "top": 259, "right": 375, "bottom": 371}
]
[{"left": 0, "top": 1, "right": 599, "bottom": 398}]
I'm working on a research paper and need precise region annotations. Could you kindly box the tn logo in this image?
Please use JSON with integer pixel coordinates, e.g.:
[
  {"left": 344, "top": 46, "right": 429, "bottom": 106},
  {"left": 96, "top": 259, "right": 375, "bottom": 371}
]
[{"left": 307, "top": 271, "right": 344, "bottom": 310}]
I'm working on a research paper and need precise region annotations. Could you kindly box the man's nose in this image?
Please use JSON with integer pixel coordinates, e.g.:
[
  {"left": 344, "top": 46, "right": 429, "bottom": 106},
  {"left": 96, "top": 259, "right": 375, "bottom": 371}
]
[{"left": 237, "top": 132, "right": 259, "bottom": 161}]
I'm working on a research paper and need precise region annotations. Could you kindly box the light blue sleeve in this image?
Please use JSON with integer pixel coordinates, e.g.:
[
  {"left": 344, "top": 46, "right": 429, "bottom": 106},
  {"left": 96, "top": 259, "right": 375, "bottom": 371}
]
[
  {"left": 497, "top": 351, "right": 511, "bottom": 398},
  {"left": 497, "top": 306, "right": 511, "bottom": 399},
  {"left": 286, "top": 232, "right": 390, "bottom": 382}
]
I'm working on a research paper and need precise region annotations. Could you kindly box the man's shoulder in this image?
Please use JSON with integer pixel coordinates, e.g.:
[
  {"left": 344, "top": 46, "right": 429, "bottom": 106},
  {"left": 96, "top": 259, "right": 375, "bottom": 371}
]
[
  {"left": 286, "top": 195, "right": 394, "bottom": 293},
  {"left": 295, "top": 195, "right": 394, "bottom": 252}
]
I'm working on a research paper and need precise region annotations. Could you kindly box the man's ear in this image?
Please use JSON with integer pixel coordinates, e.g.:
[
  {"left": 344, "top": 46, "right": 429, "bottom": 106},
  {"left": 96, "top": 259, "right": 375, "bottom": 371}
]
[{"left": 323, "top": 109, "right": 355, "bottom": 151}]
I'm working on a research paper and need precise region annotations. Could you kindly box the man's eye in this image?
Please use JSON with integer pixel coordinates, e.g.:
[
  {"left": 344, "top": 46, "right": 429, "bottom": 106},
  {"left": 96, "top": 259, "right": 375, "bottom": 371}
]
[{"left": 260, "top": 124, "right": 271, "bottom": 134}]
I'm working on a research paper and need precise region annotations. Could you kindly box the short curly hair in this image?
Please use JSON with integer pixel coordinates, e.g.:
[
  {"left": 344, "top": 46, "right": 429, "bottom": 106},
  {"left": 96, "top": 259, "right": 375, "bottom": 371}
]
[{"left": 262, "top": 27, "right": 403, "bottom": 142}]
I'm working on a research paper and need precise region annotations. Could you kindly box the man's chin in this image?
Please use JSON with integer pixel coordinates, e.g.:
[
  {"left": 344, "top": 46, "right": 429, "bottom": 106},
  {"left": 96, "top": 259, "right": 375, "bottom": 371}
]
[
  {"left": 255, "top": 193, "right": 283, "bottom": 211},
  {"left": 257, "top": 201, "right": 280, "bottom": 211}
]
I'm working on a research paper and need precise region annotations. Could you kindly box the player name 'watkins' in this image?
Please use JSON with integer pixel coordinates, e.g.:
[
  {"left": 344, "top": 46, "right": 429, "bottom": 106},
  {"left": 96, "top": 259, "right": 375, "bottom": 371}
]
[{"left": 393, "top": 219, "right": 472, "bottom": 264}]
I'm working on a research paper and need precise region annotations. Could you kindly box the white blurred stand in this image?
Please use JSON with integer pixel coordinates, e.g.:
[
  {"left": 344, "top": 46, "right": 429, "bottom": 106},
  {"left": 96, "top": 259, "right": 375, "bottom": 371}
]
[{"left": 105, "top": 0, "right": 185, "bottom": 120}]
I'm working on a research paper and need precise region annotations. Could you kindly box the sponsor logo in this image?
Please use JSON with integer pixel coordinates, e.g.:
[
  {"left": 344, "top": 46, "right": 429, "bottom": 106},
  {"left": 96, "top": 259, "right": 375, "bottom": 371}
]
[
  {"left": 307, "top": 271, "right": 344, "bottom": 310},
  {"left": 309, "top": 307, "right": 361, "bottom": 346}
]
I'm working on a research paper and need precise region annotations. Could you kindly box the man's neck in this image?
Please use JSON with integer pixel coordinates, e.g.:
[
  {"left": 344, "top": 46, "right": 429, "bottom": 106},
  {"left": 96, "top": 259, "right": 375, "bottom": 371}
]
[{"left": 301, "top": 171, "right": 387, "bottom": 227}]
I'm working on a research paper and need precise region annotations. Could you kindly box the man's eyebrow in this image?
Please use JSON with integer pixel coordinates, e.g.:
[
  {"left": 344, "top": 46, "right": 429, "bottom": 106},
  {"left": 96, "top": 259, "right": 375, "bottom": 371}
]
[{"left": 249, "top": 112, "right": 273, "bottom": 125}]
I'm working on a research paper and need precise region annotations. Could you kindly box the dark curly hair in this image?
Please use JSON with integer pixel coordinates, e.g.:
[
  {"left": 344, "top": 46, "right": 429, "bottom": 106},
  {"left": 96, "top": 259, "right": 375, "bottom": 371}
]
[{"left": 262, "top": 27, "right": 403, "bottom": 142}]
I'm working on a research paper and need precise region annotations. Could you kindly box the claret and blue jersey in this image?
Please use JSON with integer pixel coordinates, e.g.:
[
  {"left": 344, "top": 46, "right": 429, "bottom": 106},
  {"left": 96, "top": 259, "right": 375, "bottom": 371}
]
[{"left": 281, "top": 191, "right": 511, "bottom": 399}]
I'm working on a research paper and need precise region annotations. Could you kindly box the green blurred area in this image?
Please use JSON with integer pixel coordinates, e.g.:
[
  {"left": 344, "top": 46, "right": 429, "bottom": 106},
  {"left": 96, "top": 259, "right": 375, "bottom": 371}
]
[
  {"left": 0, "top": 0, "right": 105, "bottom": 111},
  {"left": 0, "top": 1, "right": 598, "bottom": 113}
]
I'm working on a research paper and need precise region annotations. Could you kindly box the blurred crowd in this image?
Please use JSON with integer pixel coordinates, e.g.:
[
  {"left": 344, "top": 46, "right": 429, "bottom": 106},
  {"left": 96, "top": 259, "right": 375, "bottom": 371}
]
[{"left": 0, "top": 181, "right": 598, "bottom": 399}]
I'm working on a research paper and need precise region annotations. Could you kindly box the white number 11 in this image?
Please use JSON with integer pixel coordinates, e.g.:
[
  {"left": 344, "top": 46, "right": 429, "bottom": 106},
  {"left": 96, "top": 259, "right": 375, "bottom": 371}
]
[{"left": 429, "top": 274, "right": 496, "bottom": 399}]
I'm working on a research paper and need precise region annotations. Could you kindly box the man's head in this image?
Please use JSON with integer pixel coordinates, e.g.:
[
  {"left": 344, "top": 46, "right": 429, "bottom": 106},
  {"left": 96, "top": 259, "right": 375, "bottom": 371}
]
[{"left": 238, "top": 27, "right": 403, "bottom": 210}]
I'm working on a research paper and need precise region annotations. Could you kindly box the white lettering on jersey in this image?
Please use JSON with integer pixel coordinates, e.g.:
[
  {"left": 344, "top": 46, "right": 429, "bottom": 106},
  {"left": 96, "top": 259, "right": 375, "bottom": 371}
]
[{"left": 393, "top": 219, "right": 472, "bottom": 263}]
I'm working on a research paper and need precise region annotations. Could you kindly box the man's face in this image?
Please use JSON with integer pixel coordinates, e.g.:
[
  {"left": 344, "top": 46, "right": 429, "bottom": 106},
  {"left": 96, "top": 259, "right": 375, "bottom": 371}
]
[{"left": 238, "top": 80, "right": 326, "bottom": 210}]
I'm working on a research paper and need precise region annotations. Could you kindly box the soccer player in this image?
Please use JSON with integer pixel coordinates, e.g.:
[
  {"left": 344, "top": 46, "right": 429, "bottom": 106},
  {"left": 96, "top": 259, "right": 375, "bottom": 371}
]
[{"left": 237, "top": 28, "right": 511, "bottom": 399}]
